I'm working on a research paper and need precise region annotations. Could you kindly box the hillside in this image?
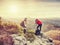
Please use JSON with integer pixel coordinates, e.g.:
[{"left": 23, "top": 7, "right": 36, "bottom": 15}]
[
  {"left": 0, "top": 17, "right": 60, "bottom": 45},
  {"left": 45, "top": 30, "right": 60, "bottom": 45}
]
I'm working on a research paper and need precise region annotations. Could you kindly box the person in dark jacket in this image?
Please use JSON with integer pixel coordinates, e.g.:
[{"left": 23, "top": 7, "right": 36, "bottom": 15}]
[{"left": 20, "top": 18, "right": 27, "bottom": 34}]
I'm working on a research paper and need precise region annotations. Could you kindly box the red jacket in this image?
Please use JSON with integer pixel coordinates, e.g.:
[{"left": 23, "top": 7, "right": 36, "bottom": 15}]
[{"left": 36, "top": 19, "right": 42, "bottom": 25}]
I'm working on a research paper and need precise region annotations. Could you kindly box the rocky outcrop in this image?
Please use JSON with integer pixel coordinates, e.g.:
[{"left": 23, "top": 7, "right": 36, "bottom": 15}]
[{"left": 11, "top": 32, "right": 54, "bottom": 45}]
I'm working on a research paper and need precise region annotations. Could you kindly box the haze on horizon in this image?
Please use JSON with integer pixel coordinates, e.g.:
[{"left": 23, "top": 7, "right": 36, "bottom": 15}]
[{"left": 0, "top": 0, "right": 60, "bottom": 19}]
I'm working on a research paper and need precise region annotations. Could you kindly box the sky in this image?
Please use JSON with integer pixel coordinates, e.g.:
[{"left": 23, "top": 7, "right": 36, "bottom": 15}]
[{"left": 0, "top": 0, "right": 60, "bottom": 19}]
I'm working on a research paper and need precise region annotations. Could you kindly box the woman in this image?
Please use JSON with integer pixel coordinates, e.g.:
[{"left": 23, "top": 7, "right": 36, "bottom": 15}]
[
  {"left": 20, "top": 18, "right": 27, "bottom": 34},
  {"left": 35, "top": 19, "right": 42, "bottom": 35},
  {"left": 35, "top": 19, "right": 42, "bottom": 31}
]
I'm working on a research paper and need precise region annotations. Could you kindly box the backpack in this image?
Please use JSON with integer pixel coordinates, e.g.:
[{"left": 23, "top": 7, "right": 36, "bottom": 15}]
[{"left": 35, "top": 29, "right": 41, "bottom": 35}]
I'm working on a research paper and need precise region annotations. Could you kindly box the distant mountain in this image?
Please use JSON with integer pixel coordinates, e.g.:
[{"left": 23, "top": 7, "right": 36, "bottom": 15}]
[{"left": 36, "top": 0, "right": 60, "bottom": 2}]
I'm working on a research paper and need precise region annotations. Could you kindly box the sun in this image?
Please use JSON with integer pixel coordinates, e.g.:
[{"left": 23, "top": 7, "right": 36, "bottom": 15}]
[{"left": 9, "top": 5, "right": 18, "bottom": 13}]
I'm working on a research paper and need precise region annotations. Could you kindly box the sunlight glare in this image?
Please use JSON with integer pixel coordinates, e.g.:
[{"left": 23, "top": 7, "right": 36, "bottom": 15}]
[{"left": 9, "top": 5, "right": 18, "bottom": 13}]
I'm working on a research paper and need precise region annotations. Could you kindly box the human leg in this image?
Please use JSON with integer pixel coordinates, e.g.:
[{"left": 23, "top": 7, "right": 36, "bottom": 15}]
[{"left": 39, "top": 24, "right": 42, "bottom": 31}]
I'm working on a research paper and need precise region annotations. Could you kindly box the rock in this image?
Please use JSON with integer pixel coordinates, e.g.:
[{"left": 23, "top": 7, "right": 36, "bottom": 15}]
[{"left": 11, "top": 33, "right": 54, "bottom": 45}]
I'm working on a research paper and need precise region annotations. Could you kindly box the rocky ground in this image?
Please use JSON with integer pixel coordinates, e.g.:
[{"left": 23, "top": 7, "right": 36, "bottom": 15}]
[{"left": 10, "top": 32, "right": 54, "bottom": 45}]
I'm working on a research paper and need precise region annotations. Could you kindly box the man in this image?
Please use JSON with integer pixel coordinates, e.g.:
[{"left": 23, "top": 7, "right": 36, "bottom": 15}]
[
  {"left": 35, "top": 19, "right": 42, "bottom": 35},
  {"left": 20, "top": 18, "right": 27, "bottom": 34}
]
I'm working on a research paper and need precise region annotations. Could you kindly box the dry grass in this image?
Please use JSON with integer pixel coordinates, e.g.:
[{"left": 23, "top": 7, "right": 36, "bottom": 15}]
[{"left": 45, "top": 30, "right": 60, "bottom": 45}]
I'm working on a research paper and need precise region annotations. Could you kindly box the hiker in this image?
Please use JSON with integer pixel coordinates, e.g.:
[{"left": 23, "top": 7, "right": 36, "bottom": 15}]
[
  {"left": 20, "top": 18, "right": 27, "bottom": 34},
  {"left": 35, "top": 19, "right": 42, "bottom": 31},
  {"left": 35, "top": 19, "right": 42, "bottom": 35}
]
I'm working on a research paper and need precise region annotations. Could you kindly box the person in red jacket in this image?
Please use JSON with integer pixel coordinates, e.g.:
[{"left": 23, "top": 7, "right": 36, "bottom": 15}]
[{"left": 35, "top": 19, "right": 42, "bottom": 31}]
